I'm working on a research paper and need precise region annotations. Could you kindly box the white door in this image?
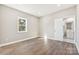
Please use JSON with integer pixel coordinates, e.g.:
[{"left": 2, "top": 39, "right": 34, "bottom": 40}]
[{"left": 54, "top": 18, "right": 64, "bottom": 40}]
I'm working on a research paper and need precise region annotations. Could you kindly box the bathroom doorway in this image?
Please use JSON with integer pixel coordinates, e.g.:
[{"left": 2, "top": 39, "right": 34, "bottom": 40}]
[{"left": 63, "top": 17, "right": 75, "bottom": 43}]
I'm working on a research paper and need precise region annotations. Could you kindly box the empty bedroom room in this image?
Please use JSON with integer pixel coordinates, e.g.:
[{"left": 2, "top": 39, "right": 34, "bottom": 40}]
[{"left": 0, "top": 4, "right": 79, "bottom": 55}]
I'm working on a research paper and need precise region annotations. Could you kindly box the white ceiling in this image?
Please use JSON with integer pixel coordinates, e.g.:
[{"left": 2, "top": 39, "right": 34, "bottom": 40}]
[{"left": 4, "top": 4, "right": 75, "bottom": 17}]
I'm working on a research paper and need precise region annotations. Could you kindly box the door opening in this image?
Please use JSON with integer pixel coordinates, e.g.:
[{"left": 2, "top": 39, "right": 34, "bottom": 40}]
[{"left": 63, "top": 17, "right": 75, "bottom": 43}]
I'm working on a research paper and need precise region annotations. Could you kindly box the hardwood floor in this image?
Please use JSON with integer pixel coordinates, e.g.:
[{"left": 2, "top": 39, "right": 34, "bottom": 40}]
[{"left": 0, "top": 38, "right": 78, "bottom": 55}]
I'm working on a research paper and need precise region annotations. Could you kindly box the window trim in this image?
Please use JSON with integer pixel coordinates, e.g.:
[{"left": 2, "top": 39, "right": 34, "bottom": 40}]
[{"left": 17, "top": 17, "right": 27, "bottom": 33}]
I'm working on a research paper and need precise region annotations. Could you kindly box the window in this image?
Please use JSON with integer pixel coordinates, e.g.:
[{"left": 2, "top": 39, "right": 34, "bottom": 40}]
[{"left": 17, "top": 17, "right": 27, "bottom": 32}]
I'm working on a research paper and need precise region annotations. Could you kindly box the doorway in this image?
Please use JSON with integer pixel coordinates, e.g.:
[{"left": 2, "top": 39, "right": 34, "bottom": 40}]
[{"left": 63, "top": 17, "right": 75, "bottom": 43}]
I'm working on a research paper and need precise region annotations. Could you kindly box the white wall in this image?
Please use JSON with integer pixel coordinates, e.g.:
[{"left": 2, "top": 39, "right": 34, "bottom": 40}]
[
  {"left": 40, "top": 16, "right": 55, "bottom": 39},
  {"left": 0, "top": 5, "right": 39, "bottom": 44},
  {"left": 75, "top": 5, "right": 79, "bottom": 53},
  {"left": 40, "top": 7, "right": 76, "bottom": 41},
  {"left": 0, "top": 8, "right": 2, "bottom": 42}
]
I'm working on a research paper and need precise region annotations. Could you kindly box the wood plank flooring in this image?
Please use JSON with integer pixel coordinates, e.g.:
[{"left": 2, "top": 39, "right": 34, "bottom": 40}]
[{"left": 0, "top": 38, "right": 78, "bottom": 55}]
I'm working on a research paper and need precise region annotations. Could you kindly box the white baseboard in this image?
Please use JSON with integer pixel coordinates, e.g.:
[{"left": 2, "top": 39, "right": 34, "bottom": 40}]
[
  {"left": 39, "top": 36, "right": 74, "bottom": 43},
  {"left": 63, "top": 39, "right": 75, "bottom": 43},
  {"left": 48, "top": 37, "right": 63, "bottom": 41},
  {"left": 0, "top": 36, "right": 38, "bottom": 47}
]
